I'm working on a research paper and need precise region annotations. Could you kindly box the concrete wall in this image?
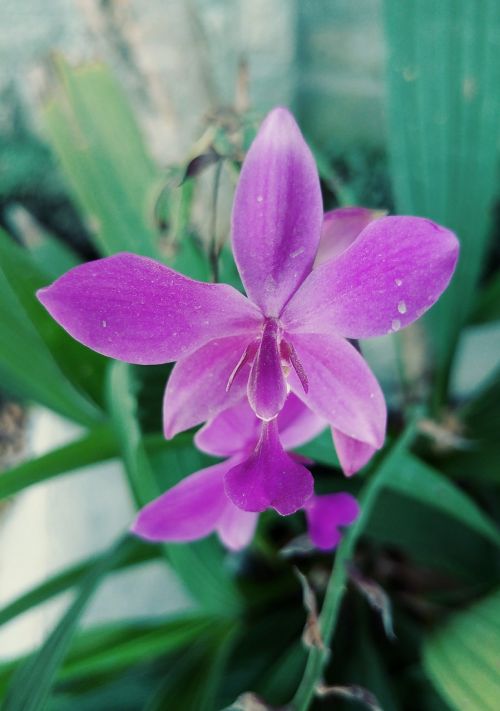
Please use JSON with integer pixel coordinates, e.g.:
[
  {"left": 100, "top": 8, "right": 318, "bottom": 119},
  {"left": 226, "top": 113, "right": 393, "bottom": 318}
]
[{"left": 0, "top": 0, "right": 386, "bottom": 163}]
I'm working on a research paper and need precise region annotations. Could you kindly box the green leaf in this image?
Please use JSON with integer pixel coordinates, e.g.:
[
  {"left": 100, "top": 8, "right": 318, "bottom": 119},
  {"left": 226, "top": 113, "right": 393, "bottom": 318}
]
[
  {"left": 106, "top": 361, "right": 242, "bottom": 616},
  {"left": 471, "top": 271, "right": 500, "bottom": 325},
  {"left": 292, "top": 413, "right": 423, "bottom": 710},
  {"left": 386, "top": 454, "right": 500, "bottom": 547},
  {"left": 0, "top": 231, "right": 106, "bottom": 415},
  {"left": 0, "top": 426, "right": 116, "bottom": 501},
  {"left": 294, "top": 428, "right": 339, "bottom": 467},
  {"left": 144, "top": 622, "right": 237, "bottom": 711},
  {"left": 367, "top": 489, "right": 499, "bottom": 582},
  {"left": 58, "top": 614, "right": 215, "bottom": 683},
  {"left": 0, "top": 424, "right": 185, "bottom": 502},
  {"left": 365, "top": 452, "right": 499, "bottom": 582},
  {"left": 441, "top": 365, "right": 500, "bottom": 484},
  {"left": 423, "top": 588, "right": 500, "bottom": 711},
  {"left": 0, "top": 232, "right": 107, "bottom": 408},
  {"left": 157, "top": 172, "right": 211, "bottom": 281},
  {"left": 383, "top": 1, "right": 500, "bottom": 396},
  {"left": 0, "top": 537, "right": 157, "bottom": 629},
  {"left": 309, "top": 140, "right": 357, "bottom": 207},
  {"left": 2, "top": 536, "right": 129, "bottom": 711},
  {"left": 259, "top": 641, "right": 307, "bottom": 704},
  {"left": 23, "top": 229, "right": 82, "bottom": 280},
  {"left": 42, "top": 56, "right": 161, "bottom": 259}
]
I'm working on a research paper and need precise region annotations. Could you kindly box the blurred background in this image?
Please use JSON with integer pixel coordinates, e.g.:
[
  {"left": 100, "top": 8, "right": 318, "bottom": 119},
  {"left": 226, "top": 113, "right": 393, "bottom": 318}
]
[{"left": 0, "top": 1, "right": 499, "bottom": 710}]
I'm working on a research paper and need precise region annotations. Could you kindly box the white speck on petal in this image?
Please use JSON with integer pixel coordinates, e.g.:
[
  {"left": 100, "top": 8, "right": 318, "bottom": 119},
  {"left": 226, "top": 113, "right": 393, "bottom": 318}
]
[
  {"left": 398, "top": 301, "right": 407, "bottom": 314},
  {"left": 290, "top": 247, "right": 305, "bottom": 259},
  {"left": 395, "top": 278, "right": 403, "bottom": 286},
  {"left": 370, "top": 392, "right": 375, "bottom": 399},
  {"left": 101, "top": 320, "right": 107, "bottom": 328},
  {"left": 391, "top": 319, "right": 401, "bottom": 332},
  {"left": 256, "top": 195, "right": 263, "bottom": 203}
]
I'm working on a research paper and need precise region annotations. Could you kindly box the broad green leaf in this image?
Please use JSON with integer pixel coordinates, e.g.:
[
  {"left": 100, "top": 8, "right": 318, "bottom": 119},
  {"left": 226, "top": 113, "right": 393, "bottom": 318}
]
[
  {"left": 423, "top": 588, "right": 500, "bottom": 711},
  {"left": 42, "top": 56, "right": 161, "bottom": 259},
  {"left": 383, "top": 1, "right": 500, "bottom": 396},
  {"left": 0, "top": 231, "right": 106, "bottom": 414},
  {"left": 2, "top": 536, "right": 129, "bottom": 711},
  {"left": 386, "top": 454, "right": 500, "bottom": 547},
  {"left": 0, "top": 537, "right": 157, "bottom": 628},
  {"left": 107, "top": 361, "right": 242, "bottom": 616}
]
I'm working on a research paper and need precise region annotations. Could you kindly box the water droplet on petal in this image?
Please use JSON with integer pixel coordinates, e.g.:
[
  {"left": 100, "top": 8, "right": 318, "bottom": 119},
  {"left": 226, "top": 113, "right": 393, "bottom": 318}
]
[
  {"left": 256, "top": 195, "right": 263, "bottom": 203},
  {"left": 398, "top": 301, "right": 407, "bottom": 314},
  {"left": 391, "top": 319, "right": 401, "bottom": 332},
  {"left": 101, "top": 320, "right": 107, "bottom": 328},
  {"left": 395, "top": 278, "right": 403, "bottom": 286}
]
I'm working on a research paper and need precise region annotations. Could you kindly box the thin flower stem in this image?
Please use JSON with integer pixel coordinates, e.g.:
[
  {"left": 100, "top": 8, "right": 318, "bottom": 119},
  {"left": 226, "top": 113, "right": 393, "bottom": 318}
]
[
  {"left": 291, "top": 411, "right": 422, "bottom": 711},
  {"left": 209, "top": 159, "right": 224, "bottom": 282},
  {"left": 393, "top": 331, "right": 411, "bottom": 406}
]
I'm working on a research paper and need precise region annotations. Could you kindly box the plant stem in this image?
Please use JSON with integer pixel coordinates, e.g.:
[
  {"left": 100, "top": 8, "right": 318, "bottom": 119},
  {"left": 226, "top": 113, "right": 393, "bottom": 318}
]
[
  {"left": 291, "top": 412, "right": 422, "bottom": 710},
  {"left": 209, "top": 160, "right": 223, "bottom": 282}
]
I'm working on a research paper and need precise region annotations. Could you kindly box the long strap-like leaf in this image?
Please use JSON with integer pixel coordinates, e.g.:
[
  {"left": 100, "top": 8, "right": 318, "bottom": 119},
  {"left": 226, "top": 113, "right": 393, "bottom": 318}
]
[{"left": 2, "top": 536, "right": 129, "bottom": 711}]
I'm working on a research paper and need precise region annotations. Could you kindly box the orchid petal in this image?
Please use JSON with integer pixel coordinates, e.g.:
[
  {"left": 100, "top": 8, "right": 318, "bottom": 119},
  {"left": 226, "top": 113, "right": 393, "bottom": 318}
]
[
  {"left": 277, "top": 394, "right": 326, "bottom": 450},
  {"left": 217, "top": 506, "right": 259, "bottom": 551},
  {"left": 164, "top": 335, "right": 254, "bottom": 439},
  {"left": 37, "top": 253, "right": 261, "bottom": 364},
  {"left": 287, "top": 333, "right": 386, "bottom": 450},
  {"left": 231, "top": 107, "right": 323, "bottom": 317},
  {"left": 195, "top": 399, "right": 260, "bottom": 457},
  {"left": 282, "top": 216, "right": 459, "bottom": 338},
  {"left": 305, "top": 493, "right": 360, "bottom": 550},
  {"left": 130, "top": 461, "right": 231, "bottom": 542},
  {"left": 314, "top": 207, "right": 385, "bottom": 265},
  {"left": 332, "top": 428, "right": 377, "bottom": 477},
  {"left": 248, "top": 319, "right": 287, "bottom": 420},
  {"left": 224, "top": 419, "right": 314, "bottom": 515}
]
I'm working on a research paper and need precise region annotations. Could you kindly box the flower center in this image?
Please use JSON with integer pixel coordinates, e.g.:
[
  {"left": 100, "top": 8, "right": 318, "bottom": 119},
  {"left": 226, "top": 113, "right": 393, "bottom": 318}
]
[{"left": 226, "top": 318, "right": 308, "bottom": 398}]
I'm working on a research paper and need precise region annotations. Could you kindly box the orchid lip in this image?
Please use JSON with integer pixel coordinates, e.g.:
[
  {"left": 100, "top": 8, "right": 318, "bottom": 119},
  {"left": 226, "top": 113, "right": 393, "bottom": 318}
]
[
  {"left": 247, "top": 318, "right": 288, "bottom": 420},
  {"left": 227, "top": 318, "right": 310, "bottom": 413}
]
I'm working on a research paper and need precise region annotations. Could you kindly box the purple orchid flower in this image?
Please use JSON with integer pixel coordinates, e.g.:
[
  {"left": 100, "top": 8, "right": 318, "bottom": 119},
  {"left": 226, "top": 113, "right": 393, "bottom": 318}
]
[
  {"left": 37, "top": 107, "right": 459, "bottom": 514},
  {"left": 132, "top": 394, "right": 359, "bottom": 551}
]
